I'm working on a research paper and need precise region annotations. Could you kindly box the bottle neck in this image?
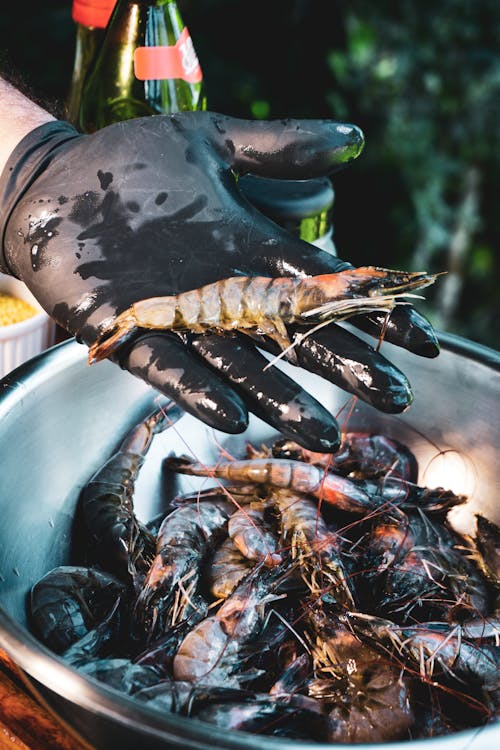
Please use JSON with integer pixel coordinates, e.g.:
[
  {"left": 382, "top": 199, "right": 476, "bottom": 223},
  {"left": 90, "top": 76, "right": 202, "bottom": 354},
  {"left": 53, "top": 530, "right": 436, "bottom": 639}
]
[{"left": 78, "top": 0, "right": 205, "bottom": 130}]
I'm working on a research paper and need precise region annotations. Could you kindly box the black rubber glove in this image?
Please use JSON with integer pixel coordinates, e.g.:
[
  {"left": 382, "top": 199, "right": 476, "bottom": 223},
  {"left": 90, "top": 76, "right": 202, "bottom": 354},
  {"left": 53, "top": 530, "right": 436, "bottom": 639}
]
[{"left": 0, "top": 113, "right": 439, "bottom": 451}]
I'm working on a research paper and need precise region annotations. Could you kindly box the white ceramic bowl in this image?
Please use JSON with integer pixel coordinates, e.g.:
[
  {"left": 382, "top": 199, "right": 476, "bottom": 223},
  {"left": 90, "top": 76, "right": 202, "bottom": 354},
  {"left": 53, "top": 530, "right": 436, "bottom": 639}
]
[{"left": 0, "top": 273, "right": 56, "bottom": 378}]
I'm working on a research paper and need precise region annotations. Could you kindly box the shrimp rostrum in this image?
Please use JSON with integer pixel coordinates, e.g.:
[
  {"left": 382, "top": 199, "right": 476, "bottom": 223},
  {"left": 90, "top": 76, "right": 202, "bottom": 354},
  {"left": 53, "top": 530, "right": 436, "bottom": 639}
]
[{"left": 88, "top": 267, "right": 438, "bottom": 364}]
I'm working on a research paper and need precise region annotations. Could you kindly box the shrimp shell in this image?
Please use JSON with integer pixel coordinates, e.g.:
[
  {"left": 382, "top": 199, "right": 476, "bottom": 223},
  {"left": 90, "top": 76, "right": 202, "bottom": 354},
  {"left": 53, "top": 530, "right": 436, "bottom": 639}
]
[
  {"left": 79, "top": 399, "right": 183, "bottom": 586},
  {"left": 228, "top": 504, "right": 282, "bottom": 567},
  {"left": 88, "top": 267, "right": 438, "bottom": 363},
  {"left": 173, "top": 563, "right": 290, "bottom": 686},
  {"left": 208, "top": 537, "right": 254, "bottom": 600},
  {"left": 347, "top": 613, "right": 500, "bottom": 691},
  {"left": 273, "top": 489, "right": 356, "bottom": 609},
  {"left": 134, "top": 499, "right": 232, "bottom": 640}
]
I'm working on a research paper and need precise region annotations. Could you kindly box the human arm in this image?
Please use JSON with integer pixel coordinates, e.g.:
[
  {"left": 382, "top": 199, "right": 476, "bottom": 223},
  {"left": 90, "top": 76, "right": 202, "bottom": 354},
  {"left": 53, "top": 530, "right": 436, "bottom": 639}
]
[
  {"left": 0, "top": 78, "right": 56, "bottom": 168},
  {"left": 0, "top": 79, "right": 439, "bottom": 450}
]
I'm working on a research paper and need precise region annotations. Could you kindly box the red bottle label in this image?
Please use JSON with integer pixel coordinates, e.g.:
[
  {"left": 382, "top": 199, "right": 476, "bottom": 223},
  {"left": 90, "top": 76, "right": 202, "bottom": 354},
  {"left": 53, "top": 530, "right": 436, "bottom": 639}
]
[
  {"left": 72, "top": 0, "right": 116, "bottom": 29},
  {"left": 134, "top": 27, "right": 203, "bottom": 83}
]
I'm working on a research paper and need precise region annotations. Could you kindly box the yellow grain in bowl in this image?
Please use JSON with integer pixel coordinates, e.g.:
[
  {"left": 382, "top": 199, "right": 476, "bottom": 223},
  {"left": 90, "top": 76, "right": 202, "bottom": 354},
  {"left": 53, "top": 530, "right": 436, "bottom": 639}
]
[{"left": 0, "top": 292, "right": 38, "bottom": 326}]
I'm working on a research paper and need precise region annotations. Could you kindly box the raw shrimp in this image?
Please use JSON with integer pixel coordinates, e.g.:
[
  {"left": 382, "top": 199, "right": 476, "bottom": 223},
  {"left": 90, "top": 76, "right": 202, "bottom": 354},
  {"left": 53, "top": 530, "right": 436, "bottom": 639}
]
[
  {"left": 134, "top": 498, "right": 232, "bottom": 641},
  {"left": 62, "top": 599, "right": 123, "bottom": 667},
  {"left": 30, "top": 565, "right": 126, "bottom": 655},
  {"left": 347, "top": 613, "right": 500, "bottom": 694},
  {"left": 134, "top": 680, "right": 248, "bottom": 715},
  {"left": 193, "top": 692, "right": 327, "bottom": 739},
  {"left": 272, "top": 489, "right": 356, "bottom": 609},
  {"left": 79, "top": 399, "right": 183, "bottom": 587},
  {"left": 135, "top": 679, "right": 324, "bottom": 738},
  {"left": 164, "top": 455, "right": 375, "bottom": 515},
  {"left": 353, "top": 475, "right": 467, "bottom": 514},
  {"left": 360, "top": 511, "right": 490, "bottom": 623},
  {"left": 462, "top": 515, "right": 500, "bottom": 591},
  {"left": 305, "top": 605, "right": 414, "bottom": 743},
  {"left": 228, "top": 503, "right": 282, "bottom": 567},
  {"left": 76, "top": 657, "right": 163, "bottom": 695},
  {"left": 208, "top": 537, "right": 254, "bottom": 600},
  {"left": 173, "top": 563, "right": 291, "bottom": 687},
  {"left": 88, "top": 267, "right": 438, "bottom": 364},
  {"left": 359, "top": 518, "right": 419, "bottom": 617},
  {"left": 272, "top": 432, "right": 419, "bottom": 482}
]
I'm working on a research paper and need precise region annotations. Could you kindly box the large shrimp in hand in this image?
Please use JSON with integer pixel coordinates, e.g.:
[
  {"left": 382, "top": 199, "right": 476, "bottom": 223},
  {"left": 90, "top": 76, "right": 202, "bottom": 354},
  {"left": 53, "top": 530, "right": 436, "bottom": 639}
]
[{"left": 88, "top": 267, "right": 438, "bottom": 364}]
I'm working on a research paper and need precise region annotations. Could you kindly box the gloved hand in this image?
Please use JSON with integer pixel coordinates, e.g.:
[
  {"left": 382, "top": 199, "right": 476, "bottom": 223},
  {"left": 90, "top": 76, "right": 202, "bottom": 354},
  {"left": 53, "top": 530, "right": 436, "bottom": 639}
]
[{"left": 0, "top": 112, "right": 439, "bottom": 451}]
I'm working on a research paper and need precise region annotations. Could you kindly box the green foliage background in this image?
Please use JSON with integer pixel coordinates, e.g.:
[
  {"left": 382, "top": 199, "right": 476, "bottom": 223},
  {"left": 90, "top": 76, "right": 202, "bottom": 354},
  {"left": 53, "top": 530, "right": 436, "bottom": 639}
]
[{"left": 2, "top": 0, "right": 499, "bottom": 349}]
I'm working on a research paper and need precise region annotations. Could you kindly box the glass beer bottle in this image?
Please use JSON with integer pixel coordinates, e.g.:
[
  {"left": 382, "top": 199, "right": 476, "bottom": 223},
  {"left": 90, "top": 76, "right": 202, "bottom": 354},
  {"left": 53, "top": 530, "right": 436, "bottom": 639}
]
[
  {"left": 78, "top": 0, "right": 206, "bottom": 133},
  {"left": 65, "top": 0, "right": 117, "bottom": 127}
]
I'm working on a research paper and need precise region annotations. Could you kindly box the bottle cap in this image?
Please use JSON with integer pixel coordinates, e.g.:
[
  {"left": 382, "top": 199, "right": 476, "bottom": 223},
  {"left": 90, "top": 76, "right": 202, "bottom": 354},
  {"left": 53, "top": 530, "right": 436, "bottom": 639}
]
[{"left": 72, "top": 0, "right": 116, "bottom": 29}]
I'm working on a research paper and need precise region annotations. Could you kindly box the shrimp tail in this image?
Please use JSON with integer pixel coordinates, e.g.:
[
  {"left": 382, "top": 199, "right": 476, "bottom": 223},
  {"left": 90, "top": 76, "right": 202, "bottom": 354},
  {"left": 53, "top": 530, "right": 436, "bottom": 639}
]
[
  {"left": 164, "top": 455, "right": 197, "bottom": 474},
  {"left": 88, "top": 308, "right": 139, "bottom": 364}
]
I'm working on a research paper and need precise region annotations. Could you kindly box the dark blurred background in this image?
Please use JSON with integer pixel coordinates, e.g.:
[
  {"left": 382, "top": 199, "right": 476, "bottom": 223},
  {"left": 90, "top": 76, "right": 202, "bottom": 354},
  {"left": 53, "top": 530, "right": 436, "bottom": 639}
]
[{"left": 1, "top": 0, "right": 499, "bottom": 349}]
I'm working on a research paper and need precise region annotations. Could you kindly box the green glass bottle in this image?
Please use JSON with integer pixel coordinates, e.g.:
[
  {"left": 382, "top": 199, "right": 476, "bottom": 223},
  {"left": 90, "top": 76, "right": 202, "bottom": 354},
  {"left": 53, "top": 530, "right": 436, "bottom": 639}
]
[
  {"left": 65, "top": 0, "right": 117, "bottom": 128},
  {"left": 79, "top": 0, "right": 206, "bottom": 134}
]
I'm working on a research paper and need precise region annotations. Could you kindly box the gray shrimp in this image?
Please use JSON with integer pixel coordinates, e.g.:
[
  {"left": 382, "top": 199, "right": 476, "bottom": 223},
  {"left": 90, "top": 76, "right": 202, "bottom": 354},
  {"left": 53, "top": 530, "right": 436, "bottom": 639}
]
[
  {"left": 30, "top": 565, "right": 126, "bottom": 655},
  {"left": 306, "top": 606, "right": 415, "bottom": 743},
  {"left": 134, "top": 498, "right": 233, "bottom": 641},
  {"left": 360, "top": 511, "right": 491, "bottom": 623},
  {"left": 208, "top": 537, "right": 254, "bottom": 601},
  {"left": 79, "top": 399, "right": 183, "bottom": 587},
  {"left": 135, "top": 680, "right": 324, "bottom": 739},
  {"left": 347, "top": 612, "right": 500, "bottom": 693},
  {"left": 192, "top": 692, "right": 327, "bottom": 739},
  {"left": 76, "top": 657, "right": 163, "bottom": 695},
  {"left": 173, "top": 563, "right": 290, "bottom": 688},
  {"left": 228, "top": 503, "right": 282, "bottom": 567},
  {"left": 272, "top": 489, "right": 356, "bottom": 610}
]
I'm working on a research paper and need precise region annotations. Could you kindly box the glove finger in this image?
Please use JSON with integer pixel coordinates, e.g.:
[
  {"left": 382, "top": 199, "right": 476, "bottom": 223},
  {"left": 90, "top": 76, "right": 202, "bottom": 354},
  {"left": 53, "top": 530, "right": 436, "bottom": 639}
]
[
  {"left": 218, "top": 116, "right": 365, "bottom": 178},
  {"left": 250, "top": 324, "right": 414, "bottom": 414},
  {"left": 295, "top": 325, "right": 414, "bottom": 413},
  {"left": 348, "top": 305, "right": 440, "bottom": 358},
  {"left": 117, "top": 333, "right": 249, "bottom": 433},
  {"left": 190, "top": 333, "right": 341, "bottom": 452}
]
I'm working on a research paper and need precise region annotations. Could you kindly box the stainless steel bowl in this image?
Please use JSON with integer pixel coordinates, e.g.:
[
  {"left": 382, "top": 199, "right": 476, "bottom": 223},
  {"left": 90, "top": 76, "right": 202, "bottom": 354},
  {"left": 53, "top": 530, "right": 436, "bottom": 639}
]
[{"left": 0, "top": 333, "right": 499, "bottom": 750}]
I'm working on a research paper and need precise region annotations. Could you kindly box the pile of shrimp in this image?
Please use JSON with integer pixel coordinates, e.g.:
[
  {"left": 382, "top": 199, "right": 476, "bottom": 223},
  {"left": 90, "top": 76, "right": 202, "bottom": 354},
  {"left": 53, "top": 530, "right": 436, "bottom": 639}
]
[{"left": 28, "top": 402, "right": 500, "bottom": 743}]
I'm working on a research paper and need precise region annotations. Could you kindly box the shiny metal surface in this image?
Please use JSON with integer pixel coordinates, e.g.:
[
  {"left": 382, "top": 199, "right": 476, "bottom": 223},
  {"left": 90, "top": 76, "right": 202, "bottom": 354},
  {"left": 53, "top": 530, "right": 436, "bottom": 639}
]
[{"left": 0, "top": 333, "right": 499, "bottom": 750}]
